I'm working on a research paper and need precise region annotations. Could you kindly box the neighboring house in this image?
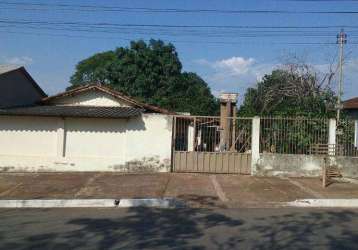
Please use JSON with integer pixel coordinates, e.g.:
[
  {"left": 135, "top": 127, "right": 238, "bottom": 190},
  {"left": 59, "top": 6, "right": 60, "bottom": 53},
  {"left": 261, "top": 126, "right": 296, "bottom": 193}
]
[
  {"left": 343, "top": 97, "right": 358, "bottom": 147},
  {"left": 0, "top": 65, "right": 46, "bottom": 107},
  {"left": 0, "top": 84, "right": 174, "bottom": 172},
  {"left": 343, "top": 97, "right": 358, "bottom": 120}
]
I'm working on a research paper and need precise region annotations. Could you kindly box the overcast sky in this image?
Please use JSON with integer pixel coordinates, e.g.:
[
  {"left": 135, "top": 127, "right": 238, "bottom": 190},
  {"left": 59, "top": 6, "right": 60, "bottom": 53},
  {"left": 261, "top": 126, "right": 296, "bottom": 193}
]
[{"left": 0, "top": 0, "right": 357, "bottom": 101}]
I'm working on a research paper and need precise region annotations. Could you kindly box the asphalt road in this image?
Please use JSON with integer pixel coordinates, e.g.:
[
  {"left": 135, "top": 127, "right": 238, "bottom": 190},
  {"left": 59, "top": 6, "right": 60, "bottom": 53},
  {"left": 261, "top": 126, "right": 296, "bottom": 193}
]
[{"left": 1, "top": 207, "right": 358, "bottom": 250}]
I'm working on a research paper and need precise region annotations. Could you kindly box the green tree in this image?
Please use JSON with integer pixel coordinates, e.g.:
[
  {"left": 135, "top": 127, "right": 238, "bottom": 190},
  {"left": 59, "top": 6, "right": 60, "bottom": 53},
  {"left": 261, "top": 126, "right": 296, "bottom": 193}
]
[
  {"left": 239, "top": 69, "right": 337, "bottom": 118},
  {"left": 70, "top": 39, "right": 218, "bottom": 115},
  {"left": 238, "top": 63, "right": 338, "bottom": 154}
]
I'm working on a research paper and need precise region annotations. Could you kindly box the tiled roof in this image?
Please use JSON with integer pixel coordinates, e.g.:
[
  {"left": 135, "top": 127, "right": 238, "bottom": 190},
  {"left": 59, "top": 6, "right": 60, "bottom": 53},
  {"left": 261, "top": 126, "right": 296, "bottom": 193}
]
[
  {"left": 41, "top": 84, "right": 175, "bottom": 114},
  {"left": 343, "top": 97, "right": 358, "bottom": 110},
  {"left": 0, "top": 105, "right": 143, "bottom": 118}
]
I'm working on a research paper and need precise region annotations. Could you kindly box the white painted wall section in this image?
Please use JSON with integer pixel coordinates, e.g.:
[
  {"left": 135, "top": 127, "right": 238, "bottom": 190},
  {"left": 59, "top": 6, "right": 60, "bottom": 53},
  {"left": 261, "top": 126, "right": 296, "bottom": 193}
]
[
  {"left": 0, "top": 116, "right": 58, "bottom": 157},
  {"left": 354, "top": 120, "right": 358, "bottom": 147},
  {"left": 251, "top": 117, "right": 260, "bottom": 175},
  {"left": 0, "top": 114, "right": 173, "bottom": 172},
  {"left": 65, "top": 118, "right": 126, "bottom": 159},
  {"left": 328, "top": 119, "right": 337, "bottom": 146},
  {"left": 328, "top": 119, "right": 337, "bottom": 156},
  {"left": 125, "top": 114, "right": 173, "bottom": 171},
  {"left": 57, "top": 118, "right": 65, "bottom": 157},
  {"left": 187, "top": 123, "right": 194, "bottom": 151}
]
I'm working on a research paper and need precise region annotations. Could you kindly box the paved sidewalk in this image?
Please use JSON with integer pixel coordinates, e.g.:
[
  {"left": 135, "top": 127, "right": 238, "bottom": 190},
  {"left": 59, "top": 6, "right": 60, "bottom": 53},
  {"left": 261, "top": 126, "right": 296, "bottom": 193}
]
[{"left": 1, "top": 173, "right": 358, "bottom": 208}]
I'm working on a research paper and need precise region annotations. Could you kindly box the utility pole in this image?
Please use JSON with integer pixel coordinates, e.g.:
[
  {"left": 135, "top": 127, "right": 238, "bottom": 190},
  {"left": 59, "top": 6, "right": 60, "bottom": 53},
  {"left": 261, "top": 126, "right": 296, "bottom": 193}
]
[{"left": 336, "top": 29, "right": 347, "bottom": 122}]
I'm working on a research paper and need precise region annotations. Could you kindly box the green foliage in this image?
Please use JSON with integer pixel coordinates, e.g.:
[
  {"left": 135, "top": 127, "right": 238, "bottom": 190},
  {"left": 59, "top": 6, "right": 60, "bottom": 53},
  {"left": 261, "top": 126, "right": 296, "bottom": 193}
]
[
  {"left": 260, "top": 118, "right": 329, "bottom": 154},
  {"left": 238, "top": 69, "right": 337, "bottom": 118},
  {"left": 70, "top": 39, "right": 218, "bottom": 115},
  {"left": 239, "top": 68, "right": 338, "bottom": 154}
]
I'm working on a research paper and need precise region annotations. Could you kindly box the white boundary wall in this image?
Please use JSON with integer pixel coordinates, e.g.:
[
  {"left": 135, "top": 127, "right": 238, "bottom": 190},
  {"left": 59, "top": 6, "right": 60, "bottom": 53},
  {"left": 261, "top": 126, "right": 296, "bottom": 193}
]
[
  {"left": 254, "top": 117, "right": 358, "bottom": 178},
  {"left": 0, "top": 114, "right": 173, "bottom": 172}
]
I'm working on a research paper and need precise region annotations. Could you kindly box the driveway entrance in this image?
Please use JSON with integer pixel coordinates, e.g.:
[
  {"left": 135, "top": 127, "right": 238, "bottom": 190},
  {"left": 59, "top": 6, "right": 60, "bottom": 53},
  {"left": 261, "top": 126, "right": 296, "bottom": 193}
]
[{"left": 172, "top": 116, "right": 252, "bottom": 174}]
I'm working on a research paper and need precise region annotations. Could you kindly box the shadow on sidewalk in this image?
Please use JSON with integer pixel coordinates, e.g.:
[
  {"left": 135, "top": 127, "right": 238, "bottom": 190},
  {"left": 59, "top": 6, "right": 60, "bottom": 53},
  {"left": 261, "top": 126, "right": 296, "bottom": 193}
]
[{"left": 177, "top": 194, "right": 226, "bottom": 208}]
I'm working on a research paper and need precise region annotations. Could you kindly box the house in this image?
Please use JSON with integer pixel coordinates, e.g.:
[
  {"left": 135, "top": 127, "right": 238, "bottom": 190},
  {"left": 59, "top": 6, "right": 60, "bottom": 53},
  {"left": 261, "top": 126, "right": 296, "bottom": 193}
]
[
  {"left": 343, "top": 97, "right": 358, "bottom": 120},
  {"left": 343, "top": 97, "right": 358, "bottom": 147},
  {"left": 0, "top": 84, "right": 174, "bottom": 172},
  {"left": 0, "top": 65, "right": 46, "bottom": 107}
]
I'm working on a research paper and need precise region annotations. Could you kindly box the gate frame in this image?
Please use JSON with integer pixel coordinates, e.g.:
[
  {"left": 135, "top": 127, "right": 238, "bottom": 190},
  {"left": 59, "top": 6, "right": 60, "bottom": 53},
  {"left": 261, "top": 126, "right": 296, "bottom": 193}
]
[{"left": 171, "top": 115, "right": 254, "bottom": 174}]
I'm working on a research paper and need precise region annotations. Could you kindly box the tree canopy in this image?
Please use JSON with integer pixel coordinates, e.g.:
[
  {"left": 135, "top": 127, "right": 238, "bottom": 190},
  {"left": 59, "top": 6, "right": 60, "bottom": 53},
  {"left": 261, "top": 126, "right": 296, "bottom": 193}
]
[
  {"left": 70, "top": 39, "right": 218, "bottom": 115},
  {"left": 238, "top": 62, "right": 337, "bottom": 118}
]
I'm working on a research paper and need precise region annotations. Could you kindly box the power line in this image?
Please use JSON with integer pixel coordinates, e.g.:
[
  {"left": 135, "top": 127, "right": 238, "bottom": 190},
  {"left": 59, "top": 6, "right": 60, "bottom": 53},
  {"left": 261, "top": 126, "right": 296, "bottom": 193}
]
[
  {"left": 2, "top": 18, "right": 358, "bottom": 41},
  {"left": 3, "top": 22, "right": 358, "bottom": 39},
  {"left": 0, "top": 1, "right": 357, "bottom": 14},
  {"left": 2, "top": 25, "right": 358, "bottom": 45},
  {"left": 1, "top": 18, "right": 358, "bottom": 30},
  {"left": 3, "top": 29, "right": 351, "bottom": 45},
  {"left": 1, "top": 18, "right": 358, "bottom": 43}
]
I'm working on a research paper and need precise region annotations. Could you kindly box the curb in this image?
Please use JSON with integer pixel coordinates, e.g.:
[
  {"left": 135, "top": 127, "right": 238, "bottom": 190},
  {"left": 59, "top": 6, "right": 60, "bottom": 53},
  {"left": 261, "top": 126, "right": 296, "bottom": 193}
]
[
  {"left": 284, "top": 199, "right": 358, "bottom": 208},
  {"left": 339, "top": 178, "right": 358, "bottom": 185},
  {"left": 0, "top": 198, "right": 184, "bottom": 208}
]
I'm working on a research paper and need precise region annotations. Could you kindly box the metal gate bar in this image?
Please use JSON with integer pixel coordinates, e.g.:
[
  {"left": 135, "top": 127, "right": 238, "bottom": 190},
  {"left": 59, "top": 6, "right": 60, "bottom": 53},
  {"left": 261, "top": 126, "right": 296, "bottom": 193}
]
[
  {"left": 173, "top": 151, "right": 251, "bottom": 174},
  {"left": 172, "top": 115, "right": 252, "bottom": 174}
]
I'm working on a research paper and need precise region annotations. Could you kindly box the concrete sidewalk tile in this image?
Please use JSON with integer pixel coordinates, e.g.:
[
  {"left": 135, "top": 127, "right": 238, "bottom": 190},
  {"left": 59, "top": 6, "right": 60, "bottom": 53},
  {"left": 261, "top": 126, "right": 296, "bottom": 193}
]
[
  {"left": 216, "top": 175, "right": 312, "bottom": 206},
  {"left": 0, "top": 173, "right": 95, "bottom": 199},
  {"left": 74, "top": 172, "right": 105, "bottom": 198},
  {"left": 289, "top": 178, "right": 358, "bottom": 199},
  {"left": 3, "top": 172, "right": 358, "bottom": 208},
  {"left": 282, "top": 177, "right": 323, "bottom": 198},
  {"left": 164, "top": 173, "right": 222, "bottom": 207},
  {"left": 75, "top": 173, "right": 171, "bottom": 198},
  {"left": 210, "top": 175, "right": 229, "bottom": 202},
  {"left": 0, "top": 173, "right": 39, "bottom": 197}
]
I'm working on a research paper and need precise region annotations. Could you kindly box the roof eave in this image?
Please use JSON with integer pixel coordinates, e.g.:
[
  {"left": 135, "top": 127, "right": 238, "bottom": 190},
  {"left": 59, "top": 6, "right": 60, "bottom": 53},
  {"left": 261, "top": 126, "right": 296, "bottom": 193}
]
[
  {"left": 0, "top": 106, "right": 144, "bottom": 119},
  {"left": 41, "top": 83, "right": 176, "bottom": 115}
]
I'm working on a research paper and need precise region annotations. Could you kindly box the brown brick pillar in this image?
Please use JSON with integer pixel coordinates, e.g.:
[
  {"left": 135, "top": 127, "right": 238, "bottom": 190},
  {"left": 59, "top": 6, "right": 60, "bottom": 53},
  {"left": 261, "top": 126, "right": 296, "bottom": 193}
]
[{"left": 219, "top": 93, "right": 238, "bottom": 151}]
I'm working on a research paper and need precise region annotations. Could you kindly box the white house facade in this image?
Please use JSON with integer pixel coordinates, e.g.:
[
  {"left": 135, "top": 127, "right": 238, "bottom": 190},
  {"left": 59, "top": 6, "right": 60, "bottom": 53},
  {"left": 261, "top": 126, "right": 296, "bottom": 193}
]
[{"left": 0, "top": 84, "right": 174, "bottom": 172}]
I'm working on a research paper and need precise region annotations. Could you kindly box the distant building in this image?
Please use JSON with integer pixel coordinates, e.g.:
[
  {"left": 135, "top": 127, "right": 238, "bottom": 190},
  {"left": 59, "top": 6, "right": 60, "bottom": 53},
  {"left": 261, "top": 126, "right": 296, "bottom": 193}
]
[
  {"left": 343, "top": 97, "right": 358, "bottom": 119},
  {"left": 343, "top": 97, "right": 358, "bottom": 147},
  {"left": 0, "top": 65, "right": 46, "bottom": 108}
]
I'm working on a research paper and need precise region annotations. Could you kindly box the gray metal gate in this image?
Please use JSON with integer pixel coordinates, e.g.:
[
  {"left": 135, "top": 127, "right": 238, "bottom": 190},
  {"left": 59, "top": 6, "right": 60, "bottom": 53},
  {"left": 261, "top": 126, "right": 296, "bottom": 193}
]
[{"left": 172, "top": 116, "right": 252, "bottom": 174}]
